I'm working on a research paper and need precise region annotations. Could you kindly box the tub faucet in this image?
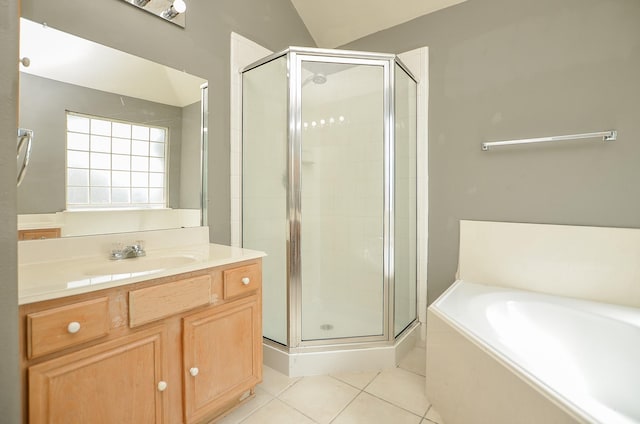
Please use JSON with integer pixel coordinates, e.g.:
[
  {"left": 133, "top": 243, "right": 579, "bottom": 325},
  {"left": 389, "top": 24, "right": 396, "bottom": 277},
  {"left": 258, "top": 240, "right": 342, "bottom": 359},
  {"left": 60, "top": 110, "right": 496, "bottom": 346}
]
[{"left": 110, "top": 242, "right": 146, "bottom": 260}]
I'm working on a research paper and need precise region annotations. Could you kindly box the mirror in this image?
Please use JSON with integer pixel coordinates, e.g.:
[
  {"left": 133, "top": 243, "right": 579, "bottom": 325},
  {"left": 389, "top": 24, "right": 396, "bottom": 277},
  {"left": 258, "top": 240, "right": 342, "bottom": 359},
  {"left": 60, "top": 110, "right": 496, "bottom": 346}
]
[{"left": 18, "top": 18, "right": 207, "bottom": 238}]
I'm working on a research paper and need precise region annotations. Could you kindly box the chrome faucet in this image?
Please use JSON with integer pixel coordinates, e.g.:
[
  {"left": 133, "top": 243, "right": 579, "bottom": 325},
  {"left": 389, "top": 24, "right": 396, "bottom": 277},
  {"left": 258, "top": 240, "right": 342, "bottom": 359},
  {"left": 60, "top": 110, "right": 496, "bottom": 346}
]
[{"left": 110, "top": 242, "right": 146, "bottom": 260}]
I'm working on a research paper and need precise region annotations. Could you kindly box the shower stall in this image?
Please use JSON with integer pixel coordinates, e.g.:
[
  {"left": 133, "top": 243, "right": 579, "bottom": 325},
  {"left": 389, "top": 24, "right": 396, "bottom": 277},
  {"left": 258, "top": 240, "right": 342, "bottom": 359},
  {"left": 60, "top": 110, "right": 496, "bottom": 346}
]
[{"left": 241, "top": 47, "right": 417, "bottom": 375}]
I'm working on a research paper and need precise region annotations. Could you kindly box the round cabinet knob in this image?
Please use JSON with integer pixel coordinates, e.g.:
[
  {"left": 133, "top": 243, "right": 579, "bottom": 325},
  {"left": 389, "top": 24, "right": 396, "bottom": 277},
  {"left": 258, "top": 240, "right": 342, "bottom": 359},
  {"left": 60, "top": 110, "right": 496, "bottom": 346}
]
[
  {"left": 67, "top": 322, "right": 81, "bottom": 334},
  {"left": 157, "top": 381, "right": 168, "bottom": 392},
  {"left": 241, "top": 277, "right": 250, "bottom": 286},
  {"left": 189, "top": 367, "right": 199, "bottom": 377}
]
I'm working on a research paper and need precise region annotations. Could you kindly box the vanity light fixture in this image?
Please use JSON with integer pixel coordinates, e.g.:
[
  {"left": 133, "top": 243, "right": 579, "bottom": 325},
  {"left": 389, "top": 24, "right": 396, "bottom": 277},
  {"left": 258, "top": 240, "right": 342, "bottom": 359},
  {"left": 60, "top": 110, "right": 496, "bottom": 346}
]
[
  {"left": 162, "top": 0, "right": 186, "bottom": 20},
  {"left": 121, "top": 0, "right": 186, "bottom": 28}
]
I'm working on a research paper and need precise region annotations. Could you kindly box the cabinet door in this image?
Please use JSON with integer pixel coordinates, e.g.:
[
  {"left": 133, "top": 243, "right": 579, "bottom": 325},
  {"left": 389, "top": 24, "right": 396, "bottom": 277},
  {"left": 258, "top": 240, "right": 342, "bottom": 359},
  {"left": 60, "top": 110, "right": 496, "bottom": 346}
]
[
  {"left": 29, "top": 326, "right": 168, "bottom": 424},
  {"left": 183, "top": 296, "right": 262, "bottom": 423}
]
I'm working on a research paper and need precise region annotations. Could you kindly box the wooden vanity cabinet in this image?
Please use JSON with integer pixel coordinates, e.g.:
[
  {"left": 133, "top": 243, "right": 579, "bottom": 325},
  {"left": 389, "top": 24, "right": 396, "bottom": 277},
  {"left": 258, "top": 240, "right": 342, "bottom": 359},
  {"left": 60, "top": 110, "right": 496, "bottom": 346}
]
[{"left": 19, "top": 259, "right": 262, "bottom": 424}]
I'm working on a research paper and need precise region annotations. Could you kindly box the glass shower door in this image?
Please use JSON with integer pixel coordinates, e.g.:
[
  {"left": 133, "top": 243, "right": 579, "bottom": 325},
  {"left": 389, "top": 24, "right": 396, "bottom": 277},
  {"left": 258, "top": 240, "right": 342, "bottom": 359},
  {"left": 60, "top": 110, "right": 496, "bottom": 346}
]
[
  {"left": 242, "top": 56, "right": 289, "bottom": 345},
  {"left": 394, "top": 63, "right": 418, "bottom": 336},
  {"left": 298, "top": 58, "right": 387, "bottom": 342}
]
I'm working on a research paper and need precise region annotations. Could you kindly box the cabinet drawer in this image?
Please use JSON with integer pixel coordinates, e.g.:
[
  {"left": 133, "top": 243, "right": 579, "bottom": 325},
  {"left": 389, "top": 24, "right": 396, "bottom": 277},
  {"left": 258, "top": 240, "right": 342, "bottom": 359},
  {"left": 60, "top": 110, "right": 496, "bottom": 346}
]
[
  {"left": 129, "top": 274, "right": 211, "bottom": 327},
  {"left": 27, "top": 297, "right": 109, "bottom": 359},
  {"left": 223, "top": 263, "right": 261, "bottom": 300},
  {"left": 19, "top": 227, "right": 61, "bottom": 240}
]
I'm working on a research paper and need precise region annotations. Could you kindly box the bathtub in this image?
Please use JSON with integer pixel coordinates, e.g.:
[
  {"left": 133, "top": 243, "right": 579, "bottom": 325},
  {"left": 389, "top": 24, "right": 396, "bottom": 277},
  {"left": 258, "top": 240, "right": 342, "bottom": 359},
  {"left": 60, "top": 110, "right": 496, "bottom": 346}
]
[{"left": 426, "top": 280, "right": 640, "bottom": 424}]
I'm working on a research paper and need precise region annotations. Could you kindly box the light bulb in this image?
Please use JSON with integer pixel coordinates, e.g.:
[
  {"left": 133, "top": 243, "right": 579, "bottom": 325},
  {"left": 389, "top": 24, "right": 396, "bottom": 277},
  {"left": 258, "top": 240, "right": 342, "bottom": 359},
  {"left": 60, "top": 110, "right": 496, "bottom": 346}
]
[
  {"left": 173, "top": 0, "right": 186, "bottom": 13},
  {"left": 162, "top": 0, "right": 186, "bottom": 19}
]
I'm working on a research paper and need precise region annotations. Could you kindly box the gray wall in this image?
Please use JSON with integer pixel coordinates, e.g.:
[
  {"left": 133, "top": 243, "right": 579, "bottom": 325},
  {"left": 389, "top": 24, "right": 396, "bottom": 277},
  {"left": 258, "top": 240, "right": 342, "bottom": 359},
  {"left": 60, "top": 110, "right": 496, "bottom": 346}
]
[
  {"left": 21, "top": 0, "right": 315, "bottom": 243},
  {"left": 180, "top": 101, "right": 203, "bottom": 209},
  {"left": 0, "top": 1, "right": 20, "bottom": 422},
  {"left": 343, "top": 0, "right": 640, "bottom": 304},
  {"left": 18, "top": 73, "right": 189, "bottom": 213}
]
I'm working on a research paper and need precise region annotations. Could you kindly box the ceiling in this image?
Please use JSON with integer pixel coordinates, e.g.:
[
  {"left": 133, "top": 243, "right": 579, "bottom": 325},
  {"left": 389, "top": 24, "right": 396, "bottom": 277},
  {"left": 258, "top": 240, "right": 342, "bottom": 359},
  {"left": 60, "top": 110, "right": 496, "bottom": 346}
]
[{"left": 290, "top": 0, "right": 468, "bottom": 48}]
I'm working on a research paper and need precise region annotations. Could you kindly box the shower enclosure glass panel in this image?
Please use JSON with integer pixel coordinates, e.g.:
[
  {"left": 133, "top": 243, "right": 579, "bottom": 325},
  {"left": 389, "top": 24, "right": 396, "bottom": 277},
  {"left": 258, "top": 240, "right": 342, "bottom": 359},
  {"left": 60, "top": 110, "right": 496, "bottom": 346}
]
[
  {"left": 393, "top": 64, "right": 418, "bottom": 336},
  {"left": 242, "top": 47, "right": 417, "bottom": 352},
  {"left": 242, "top": 56, "right": 288, "bottom": 345},
  {"left": 299, "top": 61, "right": 386, "bottom": 341}
]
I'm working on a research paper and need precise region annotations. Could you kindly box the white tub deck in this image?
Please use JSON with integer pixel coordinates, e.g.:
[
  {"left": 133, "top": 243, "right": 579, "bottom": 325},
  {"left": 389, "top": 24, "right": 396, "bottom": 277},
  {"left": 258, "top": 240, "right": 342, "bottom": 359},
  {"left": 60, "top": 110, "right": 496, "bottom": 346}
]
[
  {"left": 427, "top": 220, "right": 640, "bottom": 424},
  {"left": 428, "top": 280, "right": 640, "bottom": 424}
]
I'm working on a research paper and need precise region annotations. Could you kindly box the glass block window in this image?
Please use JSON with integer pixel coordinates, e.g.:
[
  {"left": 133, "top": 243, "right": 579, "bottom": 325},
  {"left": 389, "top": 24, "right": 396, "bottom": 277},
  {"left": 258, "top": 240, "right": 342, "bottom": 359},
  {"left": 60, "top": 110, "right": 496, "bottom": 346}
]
[{"left": 66, "top": 112, "right": 168, "bottom": 209}]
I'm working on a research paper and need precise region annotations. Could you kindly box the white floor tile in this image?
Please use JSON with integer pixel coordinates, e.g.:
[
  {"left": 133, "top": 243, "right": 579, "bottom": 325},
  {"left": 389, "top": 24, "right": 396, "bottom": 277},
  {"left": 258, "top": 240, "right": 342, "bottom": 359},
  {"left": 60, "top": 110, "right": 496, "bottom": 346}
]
[
  {"left": 424, "top": 405, "right": 445, "bottom": 424},
  {"left": 258, "top": 365, "right": 301, "bottom": 397},
  {"left": 330, "top": 370, "right": 379, "bottom": 389},
  {"left": 215, "top": 387, "right": 273, "bottom": 424},
  {"left": 218, "top": 350, "right": 436, "bottom": 423},
  {"left": 398, "top": 347, "right": 426, "bottom": 376},
  {"left": 278, "top": 375, "right": 360, "bottom": 424},
  {"left": 240, "top": 399, "right": 316, "bottom": 424},
  {"left": 332, "top": 392, "right": 423, "bottom": 424},
  {"left": 365, "top": 367, "right": 430, "bottom": 416}
]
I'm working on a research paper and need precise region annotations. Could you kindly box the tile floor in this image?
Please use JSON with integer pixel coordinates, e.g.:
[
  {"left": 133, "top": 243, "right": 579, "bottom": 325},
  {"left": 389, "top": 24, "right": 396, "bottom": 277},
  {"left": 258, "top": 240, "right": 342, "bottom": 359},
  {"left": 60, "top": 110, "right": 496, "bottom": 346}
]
[{"left": 214, "top": 346, "right": 444, "bottom": 424}]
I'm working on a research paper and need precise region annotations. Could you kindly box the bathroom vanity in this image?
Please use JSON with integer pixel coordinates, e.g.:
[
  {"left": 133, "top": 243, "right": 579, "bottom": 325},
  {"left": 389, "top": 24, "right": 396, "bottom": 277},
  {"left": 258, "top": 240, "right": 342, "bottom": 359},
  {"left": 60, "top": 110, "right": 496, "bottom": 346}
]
[{"left": 18, "top": 228, "right": 265, "bottom": 424}]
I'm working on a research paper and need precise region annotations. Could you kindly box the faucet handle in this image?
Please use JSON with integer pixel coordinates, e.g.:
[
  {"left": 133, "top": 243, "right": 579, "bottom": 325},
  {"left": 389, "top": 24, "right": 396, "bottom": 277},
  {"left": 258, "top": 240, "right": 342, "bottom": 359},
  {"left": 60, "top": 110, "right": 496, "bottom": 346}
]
[
  {"left": 133, "top": 240, "right": 146, "bottom": 256},
  {"left": 110, "top": 242, "right": 124, "bottom": 259},
  {"left": 111, "top": 242, "right": 124, "bottom": 253}
]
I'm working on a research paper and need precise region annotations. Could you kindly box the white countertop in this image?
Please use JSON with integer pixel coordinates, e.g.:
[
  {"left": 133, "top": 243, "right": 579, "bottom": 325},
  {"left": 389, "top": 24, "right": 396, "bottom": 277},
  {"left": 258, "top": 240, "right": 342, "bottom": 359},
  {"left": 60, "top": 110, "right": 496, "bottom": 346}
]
[{"left": 19, "top": 243, "right": 266, "bottom": 305}]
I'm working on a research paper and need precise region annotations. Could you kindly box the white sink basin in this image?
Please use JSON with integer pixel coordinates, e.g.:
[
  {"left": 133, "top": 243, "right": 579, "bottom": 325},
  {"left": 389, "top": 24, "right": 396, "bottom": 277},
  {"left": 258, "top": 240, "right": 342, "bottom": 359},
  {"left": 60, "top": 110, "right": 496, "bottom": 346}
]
[{"left": 84, "top": 255, "right": 197, "bottom": 276}]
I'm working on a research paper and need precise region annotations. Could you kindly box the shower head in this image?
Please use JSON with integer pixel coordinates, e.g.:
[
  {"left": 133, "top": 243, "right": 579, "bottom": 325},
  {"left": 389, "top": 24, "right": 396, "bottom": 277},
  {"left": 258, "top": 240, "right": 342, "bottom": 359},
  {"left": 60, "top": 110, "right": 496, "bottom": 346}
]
[
  {"left": 302, "top": 73, "right": 328, "bottom": 87},
  {"left": 311, "top": 73, "right": 327, "bottom": 85}
]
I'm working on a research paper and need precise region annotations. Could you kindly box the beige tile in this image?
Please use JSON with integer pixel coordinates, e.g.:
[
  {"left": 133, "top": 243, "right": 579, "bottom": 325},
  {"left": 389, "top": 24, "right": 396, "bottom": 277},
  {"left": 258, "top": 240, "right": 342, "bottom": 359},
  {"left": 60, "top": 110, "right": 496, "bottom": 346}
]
[
  {"left": 279, "top": 375, "right": 360, "bottom": 424},
  {"left": 332, "top": 392, "right": 423, "bottom": 424},
  {"left": 399, "top": 347, "right": 426, "bottom": 376},
  {"left": 258, "top": 365, "right": 301, "bottom": 397},
  {"left": 215, "top": 387, "right": 274, "bottom": 424},
  {"left": 365, "top": 367, "right": 430, "bottom": 416},
  {"left": 240, "top": 399, "right": 316, "bottom": 424},
  {"left": 424, "top": 405, "right": 445, "bottom": 424},
  {"left": 330, "top": 370, "right": 379, "bottom": 389}
]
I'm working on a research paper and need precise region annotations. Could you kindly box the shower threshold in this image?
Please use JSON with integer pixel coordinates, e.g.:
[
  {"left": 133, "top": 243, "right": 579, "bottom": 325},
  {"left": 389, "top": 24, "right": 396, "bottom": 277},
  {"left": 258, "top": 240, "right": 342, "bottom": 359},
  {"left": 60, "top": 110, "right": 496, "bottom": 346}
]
[{"left": 263, "top": 321, "right": 421, "bottom": 377}]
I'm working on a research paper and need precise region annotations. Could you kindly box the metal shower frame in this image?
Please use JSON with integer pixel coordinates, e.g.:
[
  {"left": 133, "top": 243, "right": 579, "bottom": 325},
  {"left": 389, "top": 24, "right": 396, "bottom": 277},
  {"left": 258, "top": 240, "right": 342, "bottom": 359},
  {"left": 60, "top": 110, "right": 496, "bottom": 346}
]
[{"left": 242, "top": 46, "right": 418, "bottom": 353}]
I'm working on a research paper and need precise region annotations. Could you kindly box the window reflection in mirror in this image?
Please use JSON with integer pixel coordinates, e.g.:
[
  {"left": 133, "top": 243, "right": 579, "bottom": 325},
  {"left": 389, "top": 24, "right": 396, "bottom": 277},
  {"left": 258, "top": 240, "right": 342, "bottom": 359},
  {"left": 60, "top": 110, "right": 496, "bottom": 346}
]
[{"left": 17, "top": 18, "right": 208, "bottom": 238}]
